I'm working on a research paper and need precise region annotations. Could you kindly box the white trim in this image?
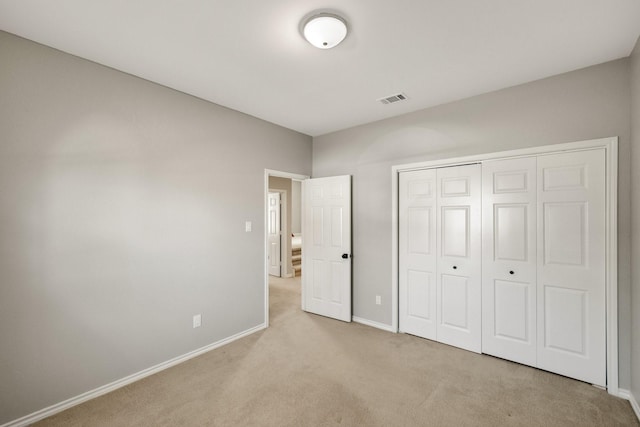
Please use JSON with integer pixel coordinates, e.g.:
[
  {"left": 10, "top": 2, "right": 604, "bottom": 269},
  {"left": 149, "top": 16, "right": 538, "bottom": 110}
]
[
  {"left": 391, "top": 137, "right": 619, "bottom": 391},
  {"left": 1, "top": 324, "right": 266, "bottom": 427},
  {"left": 352, "top": 316, "right": 396, "bottom": 333},
  {"left": 605, "top": 140, "right": 619, "bottom": 395},
  {"left": 265, "top": 169, "right": 310, "bottom": 181},
  {"left": 617, "top": 388, "right": 631, "bottom": 399},
  {"left": 300, "top": 180, "right": 306, "bottom": 311},
  {"left": 618, "top": 389, "right": 640, "bottom": 422},
  {"left": 392, "top": 137, "right": 616, "bottom": 172},
  {"left": 264, "top": 170, "right": 310, "bottom": 327},
  {"left": 391, "top": 168, "right": 399, "bottom": 333}
]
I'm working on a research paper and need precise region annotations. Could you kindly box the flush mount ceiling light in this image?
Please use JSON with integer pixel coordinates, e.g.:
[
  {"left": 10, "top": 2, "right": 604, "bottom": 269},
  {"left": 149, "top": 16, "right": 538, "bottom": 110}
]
[{"left": 302, "top": 13, "right": 348, "bottom": 49}]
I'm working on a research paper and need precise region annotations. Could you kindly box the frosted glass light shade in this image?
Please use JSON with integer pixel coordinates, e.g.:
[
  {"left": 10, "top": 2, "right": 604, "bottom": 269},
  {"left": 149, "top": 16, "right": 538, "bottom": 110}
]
[{"left": 303, "top": 14, "right": 347, "bottom": 49}]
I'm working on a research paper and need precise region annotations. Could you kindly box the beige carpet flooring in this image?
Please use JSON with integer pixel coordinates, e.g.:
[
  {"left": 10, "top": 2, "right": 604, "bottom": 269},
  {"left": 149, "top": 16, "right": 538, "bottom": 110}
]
[{"left": 36, "top": 276, "right": 638, "bottom": 426}]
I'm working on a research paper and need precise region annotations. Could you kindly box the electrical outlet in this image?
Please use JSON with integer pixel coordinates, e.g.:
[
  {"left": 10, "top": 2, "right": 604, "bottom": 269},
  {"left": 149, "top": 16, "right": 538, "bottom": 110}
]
[
  {"left": 193, "top": 314, "right": 202, "bottom": 328},
  {"left": 376, "top": 295, "right": 381, "bottom": 305},
  {"left": 245, "top": 221, "right": 252, "bottom": 232}
]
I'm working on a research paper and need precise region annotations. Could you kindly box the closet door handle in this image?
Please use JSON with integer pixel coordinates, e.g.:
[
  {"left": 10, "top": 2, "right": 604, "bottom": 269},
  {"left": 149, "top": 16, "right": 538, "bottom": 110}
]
[
  {"left": 452, "top": 266, "right": 457, "bottom": 270},
  {"left": 509, "top": 270, "right": 514, "bottom": 275}
]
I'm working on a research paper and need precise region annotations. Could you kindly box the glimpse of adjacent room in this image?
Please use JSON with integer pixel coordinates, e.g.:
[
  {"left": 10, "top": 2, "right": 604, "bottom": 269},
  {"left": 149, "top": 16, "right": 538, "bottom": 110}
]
[{"left": 267, "top": 175, "right": 304, "bottom": 320}]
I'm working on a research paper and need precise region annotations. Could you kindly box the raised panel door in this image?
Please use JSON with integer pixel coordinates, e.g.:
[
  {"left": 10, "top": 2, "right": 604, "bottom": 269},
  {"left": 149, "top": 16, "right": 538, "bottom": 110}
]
[
  {"left": 267, "top": 192, "right": 281, "bottom": 277},
  {"left": 399, "top": 169, "right": 437, "bottom": 339},
  {"left": 302, "top": 176, "right": 352, "bottom": 322},
  {"left": 537, "top": 149, "right": 606, "bottom": 386},
  {"left": 436, "top": 164, "right": 482, "bottom": 353},
  {"left": 481, "top": 157, "right": 537, "bottom": 366}
]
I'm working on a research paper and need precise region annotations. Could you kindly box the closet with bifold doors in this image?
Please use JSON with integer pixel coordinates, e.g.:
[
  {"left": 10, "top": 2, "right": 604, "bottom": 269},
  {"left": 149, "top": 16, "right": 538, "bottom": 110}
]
[
  {"left": 398, "top": 144, "right": 609, "bottom": 387},
  {"left": 399, "top": 163, "right": 482, "bottom": 353}
]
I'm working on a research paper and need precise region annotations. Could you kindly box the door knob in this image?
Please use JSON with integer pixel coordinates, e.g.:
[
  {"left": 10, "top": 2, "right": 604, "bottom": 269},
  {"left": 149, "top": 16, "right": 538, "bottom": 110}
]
[
  {"left": 452, "top": 266, "right": 457, "bottom": 270},
  {"left": 509, "top": 270, "right": 514, "bottom": 275},
  {"left": 342, "top": 253, "right": 349, "bottom": 259}
]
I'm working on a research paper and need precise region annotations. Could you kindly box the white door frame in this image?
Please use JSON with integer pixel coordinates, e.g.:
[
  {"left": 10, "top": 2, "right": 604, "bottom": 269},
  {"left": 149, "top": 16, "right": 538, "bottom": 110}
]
[
  {"left": 391, "top": 137, "right": 619, "bottom": 394},
  {"left": 264, "top": 169, "right": 309, "bottom": 328}
]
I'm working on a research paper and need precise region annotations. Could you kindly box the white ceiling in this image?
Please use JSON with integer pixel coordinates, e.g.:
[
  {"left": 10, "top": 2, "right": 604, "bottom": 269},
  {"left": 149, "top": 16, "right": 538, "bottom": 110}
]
[{"left": 1, "top": 1, "right": 639, "bottom": 137}]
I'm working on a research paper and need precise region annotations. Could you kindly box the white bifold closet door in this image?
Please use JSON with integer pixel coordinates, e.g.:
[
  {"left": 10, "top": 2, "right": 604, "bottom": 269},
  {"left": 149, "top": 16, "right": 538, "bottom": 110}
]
[
  {"left": 400, "top": 149, "right": 606, "bottom": 385},
  {"left": 482, "top": 157, "right": 538, "bottom": 366},
  {"left": 536, "top": 150, "right": 606, "bottom": 387},
  {"left": 482, "top": 150, "right": 606, "bottom": 386},
  {"left": 436, "top": 164, "right": 482, "bottom": 353},
  {"left": 399, "top": 169, "right": 437, "bottom": 340},
  {"left": 399, "top": 164, "right": 482, "bottom": 353}
]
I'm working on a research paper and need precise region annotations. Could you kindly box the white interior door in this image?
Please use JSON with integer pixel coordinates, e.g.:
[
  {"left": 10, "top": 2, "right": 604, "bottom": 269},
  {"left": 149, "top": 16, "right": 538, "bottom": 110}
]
[
  {"left": 482, "top": 157, "right": 537, "bottom": 366},
  {"left": 268, "top": 192, "right": 281, "bottom": 277},
  {"left": 436, "top": 164, "right": 482, "bottom": 353},
  {"left": 399, "top": 169, "right": 437, "bottom": 339},
  {"left": 302, "top": 175, "right": 352, "bottom": 322},
  {"left": 536, "top": 149, "right": 606, "bottom": 386}
]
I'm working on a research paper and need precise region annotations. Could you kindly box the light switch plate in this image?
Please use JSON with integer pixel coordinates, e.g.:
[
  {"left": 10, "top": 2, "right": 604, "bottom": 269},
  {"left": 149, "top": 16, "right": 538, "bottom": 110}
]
[
  {"left": 245, "top": 221, "right": 252, "bottom": 232},
  {"left": 193, "top": 314, "right": 201, "bottom": 328}
]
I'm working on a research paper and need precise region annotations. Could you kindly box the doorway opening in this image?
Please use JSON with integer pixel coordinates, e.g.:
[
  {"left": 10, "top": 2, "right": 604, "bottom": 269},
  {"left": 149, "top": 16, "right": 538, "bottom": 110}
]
[{"left": 264, "top": 170, "right": 308, "bottom": 328}]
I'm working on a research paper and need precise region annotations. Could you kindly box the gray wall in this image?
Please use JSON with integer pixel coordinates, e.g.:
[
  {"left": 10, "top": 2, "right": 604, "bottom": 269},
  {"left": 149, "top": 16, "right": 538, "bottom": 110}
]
[
  {"left": 0, "top": 31, "right": 311, "bottom": 424},
  {"left": 630, "top": 37, "right": 640, "bottom": 403},
  {"left": 291, "top": 180, "right": 302, "bottom": 234},
  {"left": 313, "top": 59, "right": 632, "bottom": 389},
  {"left": 268, "top": 176, "right": 292, "bottom": 276}
]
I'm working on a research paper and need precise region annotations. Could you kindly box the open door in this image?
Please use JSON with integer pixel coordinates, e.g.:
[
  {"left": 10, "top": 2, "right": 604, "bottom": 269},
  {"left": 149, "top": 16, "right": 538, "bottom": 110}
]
[
  {"left": 267, "top": 192, "right": 281, "bottom": 277},
  {"left": 302, "top": 175, "right": 352, "bottom": 322}
]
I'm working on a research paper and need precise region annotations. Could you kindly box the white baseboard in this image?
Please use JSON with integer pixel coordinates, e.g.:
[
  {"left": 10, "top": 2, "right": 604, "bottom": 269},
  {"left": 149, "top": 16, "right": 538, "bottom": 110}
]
[
  {"left": 352, "top": 316, "right": 395, "bottom": 333},
  {"left": 618, "top": 389, "right": 640, "bottom": 422},
  {"left": 631, "top": 392, "right": 640, "bottom": 422},
  {"left": 2, "top": 323, "right": 266, "bottom": 427}
]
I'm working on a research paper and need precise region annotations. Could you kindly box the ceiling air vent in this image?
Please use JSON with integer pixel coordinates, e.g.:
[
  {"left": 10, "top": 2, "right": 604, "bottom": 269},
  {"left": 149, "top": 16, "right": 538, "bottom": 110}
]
[{"left": 378, "top": 93, "right": 408, "bottom": 105}]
